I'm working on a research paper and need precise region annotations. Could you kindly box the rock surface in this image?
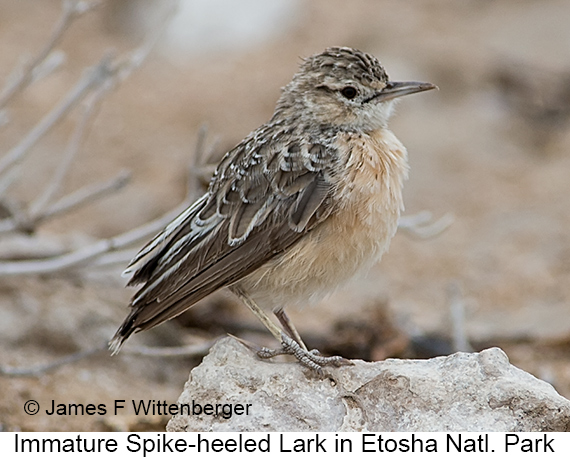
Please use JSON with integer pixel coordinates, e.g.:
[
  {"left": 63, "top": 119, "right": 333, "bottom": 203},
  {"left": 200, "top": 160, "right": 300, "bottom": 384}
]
[{"left": 167, "top": 337, "right": 570, "bottom": 432}]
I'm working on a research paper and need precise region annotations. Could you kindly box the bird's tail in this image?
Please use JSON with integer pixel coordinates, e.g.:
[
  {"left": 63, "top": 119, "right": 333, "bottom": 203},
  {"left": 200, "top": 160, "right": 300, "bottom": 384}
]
[{"left": 108, "top": 312, "right": 138, "bottom": 355}]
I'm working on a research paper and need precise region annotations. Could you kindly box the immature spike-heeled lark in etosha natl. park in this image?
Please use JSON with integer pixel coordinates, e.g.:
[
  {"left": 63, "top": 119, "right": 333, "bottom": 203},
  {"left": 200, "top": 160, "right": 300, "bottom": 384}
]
[{"left": 110, "top": 47, "right": 437, "bottom": 372}]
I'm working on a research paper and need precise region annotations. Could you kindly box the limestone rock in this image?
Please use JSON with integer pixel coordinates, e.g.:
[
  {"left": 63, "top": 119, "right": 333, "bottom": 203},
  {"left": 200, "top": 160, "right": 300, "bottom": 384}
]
[{"left": 167, "top": 337, "right": 570, "bottom": 432}]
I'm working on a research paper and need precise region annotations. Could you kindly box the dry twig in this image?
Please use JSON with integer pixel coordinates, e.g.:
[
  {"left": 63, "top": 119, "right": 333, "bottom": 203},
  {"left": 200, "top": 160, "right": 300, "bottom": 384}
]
[
  {"left": 38, "top": 170, "right": 131, "bottom": 223},
  {"left": 0, "top": 52, "right": 117, "bottom": 181},
  {"left": 0, "top": 2, "right": 176, "bottom": 268},
  {"left": 0, "top": 200, "right": 188, "bottom": 276},
  {"left": 447, "top": 281, "right": 473, "bottom": 352},
  {"left": 0, "top": 0, "right": 100, "bottom": 110},
  {"left": 28, "top": 85, "right": 111, "bottom": 218},
  {"left": 0, "top": 344, "right": 107, "bottom": 377},
  {"left": 0, "top": 339, "right": 213, "bottom": 377},
  {"left": 121, "top": 340, "right": 214, "bottom": 358},
  {"left": 399, "top": 210, "right": 454, "bottom": 238}
]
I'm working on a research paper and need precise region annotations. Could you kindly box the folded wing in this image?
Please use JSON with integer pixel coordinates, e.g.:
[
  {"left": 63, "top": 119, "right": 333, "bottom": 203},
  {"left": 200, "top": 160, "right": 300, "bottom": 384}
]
[{"left": 110, "top": 129, "right": 339, "bottom": 351}]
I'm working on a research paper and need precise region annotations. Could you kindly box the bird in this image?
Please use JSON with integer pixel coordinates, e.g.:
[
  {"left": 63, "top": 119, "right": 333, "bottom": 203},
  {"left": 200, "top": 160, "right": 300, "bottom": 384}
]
[{"left": 110, "top": 47, "right": 436, "bottom": 371}]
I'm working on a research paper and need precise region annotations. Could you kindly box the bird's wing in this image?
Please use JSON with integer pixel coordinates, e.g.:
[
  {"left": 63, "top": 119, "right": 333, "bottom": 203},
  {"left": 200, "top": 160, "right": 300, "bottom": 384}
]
[{"left": 111, "top": 129, "right": 340, "bottom": 349}]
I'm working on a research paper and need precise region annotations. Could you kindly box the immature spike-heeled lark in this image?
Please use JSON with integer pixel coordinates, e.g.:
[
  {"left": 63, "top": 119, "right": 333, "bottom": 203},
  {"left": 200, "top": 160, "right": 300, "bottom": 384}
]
[{"left": 110, "top": 47, "right": 436, "bottom": 372}]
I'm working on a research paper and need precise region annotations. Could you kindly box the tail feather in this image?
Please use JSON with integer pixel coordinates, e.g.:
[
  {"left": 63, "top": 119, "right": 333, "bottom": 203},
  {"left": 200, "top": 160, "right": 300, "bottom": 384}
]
[{"left": 109, "top": 309, "right": 140, "bottom": 355}]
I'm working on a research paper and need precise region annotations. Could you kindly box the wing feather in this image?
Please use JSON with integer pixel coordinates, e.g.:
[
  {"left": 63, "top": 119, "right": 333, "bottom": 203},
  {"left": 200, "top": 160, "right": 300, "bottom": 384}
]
[{"left": 111, "top": 128, "right": 340, "bottom": 351}]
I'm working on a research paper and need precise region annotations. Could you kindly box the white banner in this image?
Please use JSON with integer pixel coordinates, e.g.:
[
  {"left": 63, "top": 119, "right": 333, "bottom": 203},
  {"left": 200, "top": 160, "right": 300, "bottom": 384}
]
[{"left": 2, "top": 432, "right": 567, "bottom": 456}]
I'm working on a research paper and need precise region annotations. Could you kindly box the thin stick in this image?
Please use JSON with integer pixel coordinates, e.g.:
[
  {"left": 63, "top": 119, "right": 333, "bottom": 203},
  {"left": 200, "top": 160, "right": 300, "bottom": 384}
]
[
  {"left": 86, "top": 248, "right": 139, "bottom": 269},
  {"left": 187, "top": 124, "right": 208, "bottom": 203},
  {"left": 29, "top": 87, "right": 108, "bottom": 217},
  {"left": 38, "top": 170, "right": 131, "bottom": 223},
  {"left": 0, "top": 339, "right": 213, "bottom": 377},
  {"left": 447, "top": 281, "right": 473, "bottom": 353},
  {"left": 28, "top": 50, "right": 67, "bottom": 86},
  {"left": 0, "top": 166, "right": 19, "bottom": 197},
  {"left": 0, "top": 0, "right": 99, "bottom": 109},
  {"left": 0, "top": 4, "right": 175, "bottom": 230},
  {"left": 121, "top": 341, "right": 214, "bottom": 357},
  {"left": 0, "top": 53, "right": 115, "bottom": 179},
  {"left": 0, "top": 170, "right": 131, "bottom": 235},
  {"left": 0, "top": 5, "right": 181, "bottom": 271},
  {"left": 0, "top": 200, "right": 188, "bottom": 276},
  {"left": 399, "top": 211, "right": 454, "bottom": 239},
  {"left": 0, "top": 343, "right": 107, "bottom": 377}
]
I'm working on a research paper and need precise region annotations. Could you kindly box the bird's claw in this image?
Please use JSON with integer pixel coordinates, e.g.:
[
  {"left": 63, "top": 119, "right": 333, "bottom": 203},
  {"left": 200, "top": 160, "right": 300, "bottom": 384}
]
[{"left": 257, "top": 333, "right": 352, "bottom": 373}]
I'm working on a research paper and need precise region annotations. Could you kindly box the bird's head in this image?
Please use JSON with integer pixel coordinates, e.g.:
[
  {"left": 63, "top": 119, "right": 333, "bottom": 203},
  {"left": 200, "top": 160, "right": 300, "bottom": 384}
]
[{"left": 276, "top": 47, "right": 436, "bottom": 131}]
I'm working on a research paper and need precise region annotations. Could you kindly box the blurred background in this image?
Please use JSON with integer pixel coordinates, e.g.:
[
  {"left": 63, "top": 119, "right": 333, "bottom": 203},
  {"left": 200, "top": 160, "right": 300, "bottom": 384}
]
[{"left": 1, "top": 0, "right": 569, "bottom": 431}]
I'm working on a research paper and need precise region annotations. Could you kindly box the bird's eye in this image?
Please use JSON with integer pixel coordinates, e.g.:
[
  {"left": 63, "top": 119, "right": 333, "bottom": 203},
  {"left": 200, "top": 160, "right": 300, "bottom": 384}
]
[{"left": 340, "top": 86, "right": 358, "bottom": 100}]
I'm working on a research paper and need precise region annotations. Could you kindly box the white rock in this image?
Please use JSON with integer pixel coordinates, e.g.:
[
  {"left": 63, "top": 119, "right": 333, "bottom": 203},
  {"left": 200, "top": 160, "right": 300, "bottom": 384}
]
[{"left": 167, "top": 337, "right": 570, "bottom": 432}]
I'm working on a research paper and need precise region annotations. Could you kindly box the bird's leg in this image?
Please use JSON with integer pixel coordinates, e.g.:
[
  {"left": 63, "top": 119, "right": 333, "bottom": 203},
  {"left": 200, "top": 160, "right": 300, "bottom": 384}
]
[
  {"left": 230, "top": 286, "right": 351, "bottom": 372},
  {"left": 274, "top": 307, "right": 307, "bottom": 351},
  {"left": 273, "top": 333, "right": 350, "bottom": 373},
  {"left": 230, "top": 286, "right": 283, "bottom": 340}
]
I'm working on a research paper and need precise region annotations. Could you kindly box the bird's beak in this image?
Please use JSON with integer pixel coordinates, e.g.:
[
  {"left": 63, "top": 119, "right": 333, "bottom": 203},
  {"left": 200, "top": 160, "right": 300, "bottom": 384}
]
[{"left": 371, "top": 81, "right": 437, "bottom": 103}]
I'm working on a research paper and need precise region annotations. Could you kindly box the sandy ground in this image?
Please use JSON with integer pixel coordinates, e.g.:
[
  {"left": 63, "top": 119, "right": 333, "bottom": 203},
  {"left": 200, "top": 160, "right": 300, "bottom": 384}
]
[{"left": 1, "top": 0, "right": 569, "bottom": 431}]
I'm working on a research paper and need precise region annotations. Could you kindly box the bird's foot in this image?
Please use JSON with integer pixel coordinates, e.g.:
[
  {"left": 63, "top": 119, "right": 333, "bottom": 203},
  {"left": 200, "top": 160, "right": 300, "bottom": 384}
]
[{"left": 257, "top": 333, "right": 352, "bottom": 373}]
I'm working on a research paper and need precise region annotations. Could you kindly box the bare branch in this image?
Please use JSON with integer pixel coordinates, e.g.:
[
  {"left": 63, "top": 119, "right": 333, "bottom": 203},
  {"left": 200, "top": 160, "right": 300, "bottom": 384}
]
[
  {"left": 0, "top": 233, "right": 67, "bottom": 261},
  {"left": 399, "top": 211, "right": 454, "bottom": 239},
  {"left": 0, "top": 239, "right": 118, "bottom": 275},
  {"left": 187, "top": 124, "right": 209, "bottom": 202},
  {"left": 0, "top": 170, "right": 131, "bottom": 235},
  {"left": 121, "top": 340, "right": 214, "bottom": 358},
  {"left": 0, "top": 197, "right": 33, "bottom": 234},
  {"left": 0, "top": 52, "right": 116, "bottom": 180},
  {"left": 0, "top": 122, "right": 219, "bottom": 271},
  {"left": 0, "top": 343, "right": 107, "bottom": 377},
  {"left": 0, "top": 338, "right": 213, "bottom": 377},
  {"left": 447, "top": 281, "right": 473, "bottom": 353},
  {"left": 0, "top": 3, "right": 182, "bottom": 273},
  {"left": 0, "top": 1, "right": 175, "bottom": 227},
  {"left": 0, "top": 166, "right": 19, "bottom": 197},
  {"left": 30, "top": 50, "right": 67, "bottom": 85},
  {"left": 28, "top": 78, "right": 107, "bottom": 216},
  {"left": 37, "top": 169, "right": 131, "bottom": 223},
  {"left": 117, "top": 2, "right": 177, "bottom": 83},
  {"left": 0, "top": 110, "right": 9, "bottom": 129},
  {"left": 86, "top": 248, "right": 139, "bottom": 269},
  {"left": 0, "top": 199, "right": 188, "bottom": 276},
  {"left": 0, "top": 0, "right": 99, "bottom": 109}
]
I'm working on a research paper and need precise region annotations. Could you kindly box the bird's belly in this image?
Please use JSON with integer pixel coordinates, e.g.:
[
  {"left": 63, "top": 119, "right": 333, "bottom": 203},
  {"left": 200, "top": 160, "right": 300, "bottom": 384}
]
[
  {"left": 236, "top": 128, "right": 407, "bottom": 310},
  {"left": 237, "top": 189, "right": 401, "bottom": 310}
]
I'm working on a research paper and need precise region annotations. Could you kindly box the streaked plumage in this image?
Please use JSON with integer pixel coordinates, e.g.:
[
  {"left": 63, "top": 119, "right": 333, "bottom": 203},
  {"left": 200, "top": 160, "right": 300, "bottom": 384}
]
[{"left": 110, "top": 47, "right": 435, "bottom": 363}]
